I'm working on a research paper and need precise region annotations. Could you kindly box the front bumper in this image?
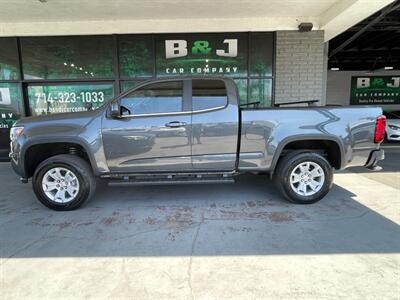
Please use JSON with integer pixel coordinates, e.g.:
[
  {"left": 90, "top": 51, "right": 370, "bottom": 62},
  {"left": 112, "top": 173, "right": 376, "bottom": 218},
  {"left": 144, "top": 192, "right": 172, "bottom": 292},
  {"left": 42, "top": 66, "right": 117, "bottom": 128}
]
[
  {"left": 365, "top": 149, "right": 385, "bottom": 170},
  {"left": 387, "top": 128, "right": 400, "bottom": 141},
  {"left": 9, "top": 149, "right": 27, "bottom": 181},
  {"left": 387, "top": 134, "right": 400, "bottom": 141}
]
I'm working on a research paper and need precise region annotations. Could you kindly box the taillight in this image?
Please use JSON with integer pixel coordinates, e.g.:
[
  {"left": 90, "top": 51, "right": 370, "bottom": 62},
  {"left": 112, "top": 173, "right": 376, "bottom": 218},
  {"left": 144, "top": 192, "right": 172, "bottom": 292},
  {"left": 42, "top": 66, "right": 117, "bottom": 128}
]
[{"left": 374, "top": 115, "right": 386, "bottom": 143}]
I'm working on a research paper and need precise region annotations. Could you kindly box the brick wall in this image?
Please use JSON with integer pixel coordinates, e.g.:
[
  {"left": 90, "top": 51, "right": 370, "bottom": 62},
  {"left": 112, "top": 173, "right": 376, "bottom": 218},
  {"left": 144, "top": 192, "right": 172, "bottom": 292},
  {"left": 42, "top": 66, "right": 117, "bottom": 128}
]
[{"left": 275, "top": 30, "right": 327, "bottom": 105}]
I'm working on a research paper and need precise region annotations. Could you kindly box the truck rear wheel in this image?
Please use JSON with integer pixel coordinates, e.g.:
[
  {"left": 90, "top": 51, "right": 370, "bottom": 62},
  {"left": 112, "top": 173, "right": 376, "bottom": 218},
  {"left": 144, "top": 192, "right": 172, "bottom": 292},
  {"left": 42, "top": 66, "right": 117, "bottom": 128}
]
[
  {"left": 274, "top": 151, "right": 333, "bottom": 204},
  {"left": 32, "top": 154, "right": 96, "bottom": 211}
]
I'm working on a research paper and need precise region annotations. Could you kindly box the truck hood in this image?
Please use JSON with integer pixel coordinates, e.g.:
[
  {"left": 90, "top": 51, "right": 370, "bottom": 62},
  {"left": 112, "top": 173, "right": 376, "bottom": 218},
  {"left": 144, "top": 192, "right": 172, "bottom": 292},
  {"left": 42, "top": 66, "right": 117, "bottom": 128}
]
[
  {"left": 15, "top": 110, "right": 100, "bottom": 126},
  {"left": 15, "top": 109, "right": 103, "bottom": 139}
]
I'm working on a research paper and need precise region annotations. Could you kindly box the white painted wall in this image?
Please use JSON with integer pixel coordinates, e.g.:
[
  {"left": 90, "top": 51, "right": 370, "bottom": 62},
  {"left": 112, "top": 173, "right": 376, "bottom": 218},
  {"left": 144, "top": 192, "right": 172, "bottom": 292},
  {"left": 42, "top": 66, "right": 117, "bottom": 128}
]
[
  {"left": 326, "top": 70, "right": 400, "bottom": 111},
  {"left": 0, "top": 0, "right": 394, "bottom": 41}
]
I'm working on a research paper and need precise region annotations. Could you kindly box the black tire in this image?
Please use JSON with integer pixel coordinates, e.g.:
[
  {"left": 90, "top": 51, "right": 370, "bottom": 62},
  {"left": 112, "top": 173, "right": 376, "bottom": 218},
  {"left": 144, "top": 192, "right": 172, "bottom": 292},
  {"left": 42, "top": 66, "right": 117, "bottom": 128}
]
[
  {"left": 32, "top": 154, "right": 96, "bottom": 211},
  {"left": 273, "top": 151, "right": 333, "bottom": 204}
]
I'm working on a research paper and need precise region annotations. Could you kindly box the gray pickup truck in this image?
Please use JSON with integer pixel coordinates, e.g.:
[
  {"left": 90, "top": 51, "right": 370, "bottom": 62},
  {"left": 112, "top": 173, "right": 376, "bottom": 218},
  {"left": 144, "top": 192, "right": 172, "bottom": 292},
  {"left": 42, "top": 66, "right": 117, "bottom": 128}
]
[{"left": 10, "top": 78, "right": 385, "bottom": 210}]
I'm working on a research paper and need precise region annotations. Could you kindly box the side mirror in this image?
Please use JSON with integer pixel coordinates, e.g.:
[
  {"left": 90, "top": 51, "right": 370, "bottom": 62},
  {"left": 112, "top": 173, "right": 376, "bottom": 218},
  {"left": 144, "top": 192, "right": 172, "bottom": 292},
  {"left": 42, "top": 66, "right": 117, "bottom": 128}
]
[{"left": 109, "top": 102, "right": 120, "bottom": 118}]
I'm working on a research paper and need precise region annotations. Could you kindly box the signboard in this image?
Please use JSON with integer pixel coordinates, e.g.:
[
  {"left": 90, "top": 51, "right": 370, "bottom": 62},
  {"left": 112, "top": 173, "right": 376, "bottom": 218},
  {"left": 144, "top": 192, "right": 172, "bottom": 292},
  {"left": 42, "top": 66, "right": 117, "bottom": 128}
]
[
  {"left": 0, "top": 84, "right": 24, "bottom": 152},
  {"left": 350, "top": 76, "right": 400, "bottom": 105},
  {"left": 0, "top": 84, "right": 23, "bottom": 129},
  {"left": 155, "top": 33, "right": 248, "bottom": 77},
  {"left": 27, "top": 84, "right": 114, "bottom": 116}
]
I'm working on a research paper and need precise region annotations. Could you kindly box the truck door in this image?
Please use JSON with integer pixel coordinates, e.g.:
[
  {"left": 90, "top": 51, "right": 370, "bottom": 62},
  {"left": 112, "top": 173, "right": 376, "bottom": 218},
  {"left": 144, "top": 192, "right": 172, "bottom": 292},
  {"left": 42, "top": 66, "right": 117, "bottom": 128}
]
[
  {"left": 190, "top": 79, "right": 239, "bottom": 170},
  {"left": 102, "top": 80, "right": 192, "bottom": 172}
]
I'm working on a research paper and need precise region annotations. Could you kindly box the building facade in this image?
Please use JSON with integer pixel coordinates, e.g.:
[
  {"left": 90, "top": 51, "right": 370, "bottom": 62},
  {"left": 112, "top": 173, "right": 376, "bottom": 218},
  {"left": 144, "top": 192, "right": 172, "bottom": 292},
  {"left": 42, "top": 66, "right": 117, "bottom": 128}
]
[
  {"left": 0, "top": 0, "right": 395, "bottom": 156},
  {"left": 0, "top": 30, "right": 328, "bottom": 155}
]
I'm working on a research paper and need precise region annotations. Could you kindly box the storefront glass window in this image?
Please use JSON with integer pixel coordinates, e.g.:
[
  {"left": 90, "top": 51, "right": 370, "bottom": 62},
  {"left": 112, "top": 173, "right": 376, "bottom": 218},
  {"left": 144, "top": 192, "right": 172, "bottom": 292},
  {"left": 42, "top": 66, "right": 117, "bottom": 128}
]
[
  {"left": 27, "top": 83, "right": 114, "bottom": 116},
  {"left": 0, "top": 83, "right": 24, "bottom": 150},
  {"left": 249, "top": 79, "right": 272, "bottom": 107},
  {"left": 0, "top": 82, "right": 24, "bottom": 127},
  {"left": 233, "top": 79, "right": 248, "bottom": 106},
  {"left": 249, "top": 33, "right": 273, "bottom": 77},
  {"left": 155, "top": 33, "right": 248, "bottom": 77},
  {"left": 0, "top": 38, "right": 19, "bottom": 80},
  {"left": 0, "top": 32, "right": 275, "bottom": 156},
  {"left": 121, "top": 81, "right": 146, "bottom": 92},
  {"left": 6, "top": 34, "right": 274, "bottom": 115},
  {"left": 21, "top": 36, "right": 114, "bottom": 80},
  {"left": 119, "top": 35, "right": 154, "bottom": 78}
]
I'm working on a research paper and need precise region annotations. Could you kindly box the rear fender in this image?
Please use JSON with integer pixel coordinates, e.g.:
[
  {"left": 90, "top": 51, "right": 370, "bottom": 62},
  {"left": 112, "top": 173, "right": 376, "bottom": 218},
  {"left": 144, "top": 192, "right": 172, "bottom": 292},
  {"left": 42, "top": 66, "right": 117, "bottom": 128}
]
[{"left": 269, "top": 135, "right": 346, "bottom": 175}]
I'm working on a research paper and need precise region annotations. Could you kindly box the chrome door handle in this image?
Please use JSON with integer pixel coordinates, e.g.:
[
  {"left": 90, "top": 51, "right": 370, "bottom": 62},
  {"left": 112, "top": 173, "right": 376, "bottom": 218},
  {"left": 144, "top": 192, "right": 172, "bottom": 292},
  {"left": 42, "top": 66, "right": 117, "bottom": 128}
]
[{"left": 165, "top": 121, "right": 186, "bottom": 128}]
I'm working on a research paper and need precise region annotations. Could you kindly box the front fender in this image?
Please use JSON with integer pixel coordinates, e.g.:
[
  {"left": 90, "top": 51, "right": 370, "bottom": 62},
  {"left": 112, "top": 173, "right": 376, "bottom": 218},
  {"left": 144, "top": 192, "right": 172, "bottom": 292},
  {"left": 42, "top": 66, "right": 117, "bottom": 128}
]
[{"left": 20, "top": 136, "right": 104, "bottom": 177}]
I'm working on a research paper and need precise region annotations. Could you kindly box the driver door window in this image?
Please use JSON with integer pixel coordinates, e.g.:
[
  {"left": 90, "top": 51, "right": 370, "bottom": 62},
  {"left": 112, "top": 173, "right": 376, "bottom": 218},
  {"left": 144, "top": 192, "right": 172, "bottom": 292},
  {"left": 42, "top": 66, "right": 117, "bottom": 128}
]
[{"left": 120, "top": 81, "right": 183, "bottom": 116}]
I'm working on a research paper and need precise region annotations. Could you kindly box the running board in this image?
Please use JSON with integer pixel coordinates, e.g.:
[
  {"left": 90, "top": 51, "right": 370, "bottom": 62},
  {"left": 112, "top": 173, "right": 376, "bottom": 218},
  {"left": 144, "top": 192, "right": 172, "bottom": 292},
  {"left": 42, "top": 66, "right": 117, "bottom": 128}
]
[
  {"left": 105, "top": 172, "right": 236, "bottom": 186},
  {"left": 108, "top": 178, "right": 234, "bottom": 186}
]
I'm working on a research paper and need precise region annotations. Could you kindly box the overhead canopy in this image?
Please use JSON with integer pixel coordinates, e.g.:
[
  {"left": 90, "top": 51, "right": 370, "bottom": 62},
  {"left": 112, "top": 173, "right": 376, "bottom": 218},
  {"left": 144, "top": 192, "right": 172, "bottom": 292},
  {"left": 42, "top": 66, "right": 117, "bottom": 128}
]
[
  {"left": 329, "top": 1, "right": 400, "bottom": 70},
  {"left": 0, "top": 0, "right": 395, "bottom": 41}
]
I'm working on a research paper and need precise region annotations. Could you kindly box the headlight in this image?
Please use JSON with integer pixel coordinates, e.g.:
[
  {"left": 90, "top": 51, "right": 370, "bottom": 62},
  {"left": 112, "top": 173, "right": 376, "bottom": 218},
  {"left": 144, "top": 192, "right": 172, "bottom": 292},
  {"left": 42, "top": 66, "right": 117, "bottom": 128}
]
[
  {"left": 388, "top": 124, "right": 400, "bottom": 130},
  {"left": 10, "top": 126, "right": 24, "bottom": 141}
]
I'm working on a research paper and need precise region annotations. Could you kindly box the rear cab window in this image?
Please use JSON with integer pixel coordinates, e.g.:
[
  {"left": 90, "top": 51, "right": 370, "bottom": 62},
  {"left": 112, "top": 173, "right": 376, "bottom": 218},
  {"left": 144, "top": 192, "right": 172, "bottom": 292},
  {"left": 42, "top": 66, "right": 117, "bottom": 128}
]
[{"left": 192, "top": 79, "right": 228, "bottom": 111}]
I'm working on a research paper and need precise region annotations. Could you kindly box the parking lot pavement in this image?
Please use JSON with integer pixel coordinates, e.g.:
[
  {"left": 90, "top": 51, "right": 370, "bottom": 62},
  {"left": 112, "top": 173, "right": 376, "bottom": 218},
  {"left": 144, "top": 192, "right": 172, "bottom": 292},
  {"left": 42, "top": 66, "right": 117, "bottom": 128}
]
[{"left": 1, "top": 161, "right": 399, "bottom": 299}]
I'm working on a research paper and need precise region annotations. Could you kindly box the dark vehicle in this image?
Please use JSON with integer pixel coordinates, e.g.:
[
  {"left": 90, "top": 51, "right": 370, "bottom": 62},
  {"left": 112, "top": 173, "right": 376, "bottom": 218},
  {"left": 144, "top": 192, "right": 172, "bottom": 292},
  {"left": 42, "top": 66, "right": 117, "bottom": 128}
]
[{"left": 10, "top": 78, "right": 385, "bottom": 210}]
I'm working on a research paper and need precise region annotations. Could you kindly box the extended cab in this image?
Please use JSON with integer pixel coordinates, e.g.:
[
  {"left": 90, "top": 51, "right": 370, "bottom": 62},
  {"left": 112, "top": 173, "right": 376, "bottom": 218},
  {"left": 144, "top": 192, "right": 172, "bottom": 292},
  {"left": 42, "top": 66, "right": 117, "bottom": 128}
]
[{"left": 10, "top": 78, "right": 385, "bottom": 210}]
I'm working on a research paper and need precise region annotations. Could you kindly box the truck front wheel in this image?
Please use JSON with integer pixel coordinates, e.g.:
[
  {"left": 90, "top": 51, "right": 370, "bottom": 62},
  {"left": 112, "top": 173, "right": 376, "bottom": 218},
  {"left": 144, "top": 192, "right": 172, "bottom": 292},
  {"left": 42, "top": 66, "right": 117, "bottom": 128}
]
[
  {"left": 274, "top": 151, "right": 333, "bottom": 204},
  {"left": 32, "top": 154, "right": 96, "bottom": 211}
]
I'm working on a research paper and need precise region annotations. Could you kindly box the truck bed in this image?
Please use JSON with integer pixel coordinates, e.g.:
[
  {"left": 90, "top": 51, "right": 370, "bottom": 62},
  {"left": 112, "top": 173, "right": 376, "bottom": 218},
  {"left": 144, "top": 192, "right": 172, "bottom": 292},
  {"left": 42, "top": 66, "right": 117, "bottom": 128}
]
[{"left": 238, "top": 106, "right": 382, "bottom": 171}]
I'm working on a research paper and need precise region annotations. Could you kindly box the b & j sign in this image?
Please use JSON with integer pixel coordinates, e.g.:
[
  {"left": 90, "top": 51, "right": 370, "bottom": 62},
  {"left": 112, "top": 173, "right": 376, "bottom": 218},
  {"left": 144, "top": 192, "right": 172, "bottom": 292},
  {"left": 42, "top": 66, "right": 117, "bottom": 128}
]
[
  {"left": 350, "top": 76, "right": 400, "bottom": 105},
  {"left": 156, "top": 34, "right": 248, "bottom": 77}
]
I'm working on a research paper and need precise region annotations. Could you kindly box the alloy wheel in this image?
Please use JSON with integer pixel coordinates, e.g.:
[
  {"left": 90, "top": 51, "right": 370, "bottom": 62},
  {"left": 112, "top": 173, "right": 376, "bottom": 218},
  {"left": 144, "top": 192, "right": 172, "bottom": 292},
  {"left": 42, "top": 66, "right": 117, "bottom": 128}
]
[
  {"left": 42, "top": 167, "right": 80, "bottom": 203},
  {"left": 289, "top": 161, "right": 325, "bottom": 196}
]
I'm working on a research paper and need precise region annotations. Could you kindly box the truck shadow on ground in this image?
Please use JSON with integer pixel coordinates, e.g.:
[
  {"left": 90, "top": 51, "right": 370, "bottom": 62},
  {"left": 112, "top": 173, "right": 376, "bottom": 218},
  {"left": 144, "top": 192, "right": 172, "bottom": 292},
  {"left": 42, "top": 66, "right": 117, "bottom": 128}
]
[{"left": 1, "top": 168, "right": 400, "bottom": 258}]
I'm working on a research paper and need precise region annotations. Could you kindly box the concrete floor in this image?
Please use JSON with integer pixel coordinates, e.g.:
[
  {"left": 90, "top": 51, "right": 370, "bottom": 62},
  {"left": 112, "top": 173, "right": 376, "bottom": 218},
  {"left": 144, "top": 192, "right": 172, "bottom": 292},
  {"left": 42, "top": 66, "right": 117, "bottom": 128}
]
[{"left": 1, "top": 150, "right": 399, "bottom": 299}]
